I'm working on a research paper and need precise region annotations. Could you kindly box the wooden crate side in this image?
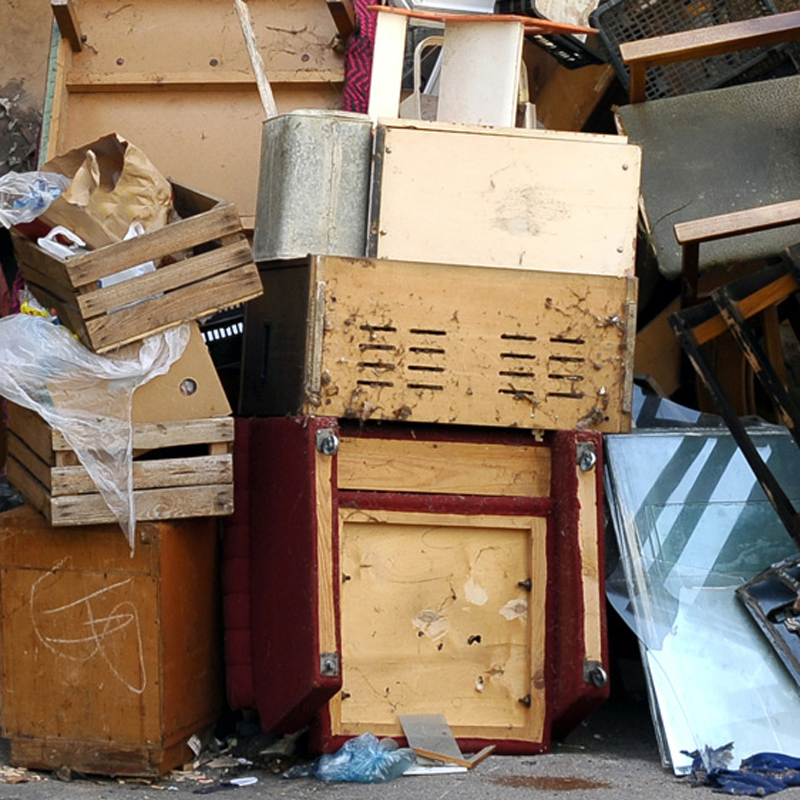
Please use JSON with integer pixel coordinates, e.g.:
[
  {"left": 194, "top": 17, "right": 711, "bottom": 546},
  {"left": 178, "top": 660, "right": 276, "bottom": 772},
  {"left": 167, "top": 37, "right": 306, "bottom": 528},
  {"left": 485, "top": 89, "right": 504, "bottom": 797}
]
[
  {"left": 0, "top": 565, "right": 163, "bottom": 746},
  {"left": 83, "top": 263, "right": 263, "bottom": 353},
  {"left": 7, "top": 404, "right": 59, "bottom": 460},
  {"left": 338, "top": 437, "right": 552, "bottom": 497},
  {"left": 307, "top": 258, "right": 635, "bottom": 432},
  {"left": 47, "top": 485, "right": 234, "bottom": 526},
  {"left": 10, "top": 231, "right": 76, "bottom": 294},
  {"left": 65, "top": 204, "right": 245, "bottom": 287},
  {"left": 7, "top": 432, "right": 54, "bottom": 491},
  {"left": 75, "top": 240, "right": 254, "bottom": 318}
]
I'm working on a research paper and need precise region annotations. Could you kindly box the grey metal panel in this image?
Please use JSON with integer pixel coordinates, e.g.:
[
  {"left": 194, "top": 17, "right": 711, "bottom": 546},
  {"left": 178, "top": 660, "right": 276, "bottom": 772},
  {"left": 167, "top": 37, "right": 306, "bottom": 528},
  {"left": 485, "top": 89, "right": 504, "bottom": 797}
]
[
  {"left": 617, "top": 74, "right": 800, "bottom": 282},
  {"left": 252, "top": 110, "right": 372, "bottom": 262}
]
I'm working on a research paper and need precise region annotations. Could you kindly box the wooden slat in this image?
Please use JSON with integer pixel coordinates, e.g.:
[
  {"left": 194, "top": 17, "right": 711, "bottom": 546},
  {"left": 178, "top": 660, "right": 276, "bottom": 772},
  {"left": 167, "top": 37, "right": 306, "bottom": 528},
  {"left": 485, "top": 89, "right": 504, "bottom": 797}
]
[
  {"left": 51, "top": 0, "right": 83, "bottom": 52},
  {"left": 326, "top": 0, "right": 355, "bottom": 39},
  {"left": 49, "top": 485, "right": 234, "bottom": 526},
  {"left": 338, "top": 438, "right": 552, "bottom": 497},
  {"left": 621, "top": 10, "right": 800, "bottom": 102},
  {"left": 75, "top": 240, "right": 254, "bottom": 318},
  {"left": 64, "top": 204, "right": 242, "bottom": 287},
  {"left": 675, "top": 199, "right": 800, "bottom": 246},
  {"left": 316, "top": 448, "right": 337, "bottom": 660},
  {"left": 83, "top": 264, "right": 262, "bottom": 352}
]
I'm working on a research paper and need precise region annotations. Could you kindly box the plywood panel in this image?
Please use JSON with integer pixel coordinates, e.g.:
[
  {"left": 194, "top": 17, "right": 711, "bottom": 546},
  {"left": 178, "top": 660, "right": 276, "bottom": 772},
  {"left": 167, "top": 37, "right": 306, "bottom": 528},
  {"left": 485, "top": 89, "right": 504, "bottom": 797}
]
[
  {"left": 315, "top": 256, "right": 637, "bottom": 432},
  {"left": 333, "top": 510, "right": 547, "bottom": 742},
  {"left": 45, "top": 0, "right": 345, "bottom": 227},
  {"left": 338, "top": 437, "right": 552, "bottom": 497},
  {"left": 370, "top": 121, "right": 640, "bottom": 276}
]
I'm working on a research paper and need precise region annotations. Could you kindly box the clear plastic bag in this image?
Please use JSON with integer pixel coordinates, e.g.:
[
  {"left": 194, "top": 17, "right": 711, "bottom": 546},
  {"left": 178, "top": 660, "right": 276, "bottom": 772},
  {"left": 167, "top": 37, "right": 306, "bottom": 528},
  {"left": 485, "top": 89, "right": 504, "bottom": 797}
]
[
  {"left": 0, "top": 170, "right": 71, "bottom": 228},
  {"left": 285, "top": 734, "right": 416, "bottom": 783},
  {"left": 0, "top": 314, "right": 189, "bottom": 548}
]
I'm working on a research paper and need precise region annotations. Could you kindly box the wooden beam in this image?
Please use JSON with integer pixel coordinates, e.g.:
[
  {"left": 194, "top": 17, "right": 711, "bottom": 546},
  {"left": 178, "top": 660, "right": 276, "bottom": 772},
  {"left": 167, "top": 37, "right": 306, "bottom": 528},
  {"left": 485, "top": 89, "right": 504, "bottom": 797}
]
[
  {"left": 51, "top": 0, "right": 83, "bottom": 52},
  {"left": 621, "top": 10, "right": 800, "bottom": 102},
  {"left": 326, "top": 0, "right": 355, "bottom": 40}
]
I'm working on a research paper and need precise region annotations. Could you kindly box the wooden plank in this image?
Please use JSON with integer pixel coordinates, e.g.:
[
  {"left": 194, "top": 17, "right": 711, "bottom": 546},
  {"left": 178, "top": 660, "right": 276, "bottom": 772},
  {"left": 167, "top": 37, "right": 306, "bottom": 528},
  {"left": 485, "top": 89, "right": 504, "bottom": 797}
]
[
  {"left": 675, "top": 199, "right": 800, "bottom": 247},
  {"left": 336, "top": 509, "right": 547, "bottom": 741},
  {"left": 399, "top": 714, "right": 464, "bottom": 761},
  {"left": 7, "top": 405, "right": 59, "bottom": 461},
  {"left": 64, "top": 205, "right": 243, "bottom": 287},
  {"left": 75, "top": 240, "right": 254, "bottom": 318},
  {"left": 621, "top": 10, "right": 800, "bottom": 103},
  {"left": 49, "top": 485, "right": 234, "bottom": 526},
  {"left": 326, "top": 0, "right": 355, "bottom": 40},
  {"left": 316, "top": 446, "right": 337, "bottom": 660},
  {"left": 51, "top": 0, "right": 83, "bottom": 52},
  {"left": 338, "top": 438, "right": 552, "bottom": 497},
  {"left": 11, "top": 232, "right": 75, "bottom": 292},
  {"left": 83, "top": 264, "right": 262, "bottom": 352},
  {"left": 412, "top": 744, "right": 496, "bottom": 768},
  {"left": 233, "top": 0, "right": 278, "bottom": 119},
  {"left": 368, "top": 9, "right": 407, "bottom": 120},
  {"left": 371, "top": 123, "right": 640, "bottom": 277},
  {"left": 576, "top": 450, "right": 602, "bottom": 665},
  {"left": 7, "top": 433, "right": 54, "bottom": 492},
  {"left": 50, "top": 455, "right": 233, "bottom": 497},
  {"left": 65, "top": 70, "right": 343, "bottom": 90}
]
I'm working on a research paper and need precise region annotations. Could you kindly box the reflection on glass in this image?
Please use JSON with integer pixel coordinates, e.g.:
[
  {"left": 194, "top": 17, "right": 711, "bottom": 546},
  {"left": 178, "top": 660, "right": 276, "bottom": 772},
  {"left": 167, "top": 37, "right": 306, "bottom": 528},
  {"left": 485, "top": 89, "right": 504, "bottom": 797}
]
[{"left": 605, "top": 428, "right": 800, "bottom": 774}]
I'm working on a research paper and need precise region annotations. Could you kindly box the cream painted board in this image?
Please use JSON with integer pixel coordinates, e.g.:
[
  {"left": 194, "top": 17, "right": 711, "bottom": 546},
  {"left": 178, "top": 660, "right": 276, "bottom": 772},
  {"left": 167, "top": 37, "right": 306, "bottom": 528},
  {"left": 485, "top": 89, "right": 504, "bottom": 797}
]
[
  {"left": 332, "top": 509, "right": 546, "bottom": 742},
  {"left": 437, "top": 20, "right": 523, "bottom": 128},
  {"left": 45, "top": 0, "right": 345, "bottom": 228},
  {"left": 338, "top": 438, "right": 552, "bottom": 497},
  {"left": 371, "top": 122, "right": 641, "bottom": 276},
  {"left": 368, "top": 9, "right": 408, "bottom": 120}
]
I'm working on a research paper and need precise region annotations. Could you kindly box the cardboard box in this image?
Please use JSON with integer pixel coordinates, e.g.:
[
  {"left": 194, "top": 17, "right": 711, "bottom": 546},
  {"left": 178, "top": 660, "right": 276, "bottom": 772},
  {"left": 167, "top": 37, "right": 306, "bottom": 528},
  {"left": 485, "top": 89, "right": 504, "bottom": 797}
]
[
  {"left": 132, "top": 321, "right": 232, "bottom": 424},
  {"left": 11, "top": 181, "right": 262, "bottom": 353}
]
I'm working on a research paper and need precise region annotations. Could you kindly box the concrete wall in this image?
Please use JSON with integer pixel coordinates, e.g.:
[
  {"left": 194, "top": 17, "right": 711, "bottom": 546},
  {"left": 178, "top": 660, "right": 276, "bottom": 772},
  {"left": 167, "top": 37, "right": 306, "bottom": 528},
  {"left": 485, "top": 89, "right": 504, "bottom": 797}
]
[{"left": 0, "top": 0, "right": 54, "bottom": 173}]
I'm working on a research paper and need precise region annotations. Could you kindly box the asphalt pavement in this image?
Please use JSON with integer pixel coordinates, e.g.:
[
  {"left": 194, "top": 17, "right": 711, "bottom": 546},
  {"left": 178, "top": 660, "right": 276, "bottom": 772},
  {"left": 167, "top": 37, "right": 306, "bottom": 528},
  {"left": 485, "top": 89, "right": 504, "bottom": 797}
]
[{"left": 0, "top": 649, "right": 708, "bottom": 800}]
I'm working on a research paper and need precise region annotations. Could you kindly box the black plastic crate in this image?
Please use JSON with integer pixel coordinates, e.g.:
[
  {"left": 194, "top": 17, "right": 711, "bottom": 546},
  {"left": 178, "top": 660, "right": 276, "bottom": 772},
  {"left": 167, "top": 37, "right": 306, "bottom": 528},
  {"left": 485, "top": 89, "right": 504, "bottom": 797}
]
[
  {"left": 589, "top": 0, "right": 797, "bottom": 100},
  {"left": 495, "top": 0, "right": 607, "bottom": 68}
]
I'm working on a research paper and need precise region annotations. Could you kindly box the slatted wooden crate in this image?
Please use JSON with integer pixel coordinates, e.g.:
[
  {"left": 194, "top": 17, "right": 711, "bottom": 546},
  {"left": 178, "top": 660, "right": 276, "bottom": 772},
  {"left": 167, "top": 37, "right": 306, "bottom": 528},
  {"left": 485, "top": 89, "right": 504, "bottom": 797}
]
[
  {"left": 240, "top": 255, "right": 638, "bottom": 433},
  {"left": 11, "top": 181, "right": 262, "bottom": 353},
  {"left": 6, "top": 404, "right": 234, "bottom": 526}
]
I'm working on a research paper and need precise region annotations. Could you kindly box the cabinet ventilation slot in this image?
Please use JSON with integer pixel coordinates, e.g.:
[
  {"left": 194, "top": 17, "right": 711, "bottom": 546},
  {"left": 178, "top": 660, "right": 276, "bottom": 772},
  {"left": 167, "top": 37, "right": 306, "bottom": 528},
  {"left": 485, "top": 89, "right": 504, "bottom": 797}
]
[
  {"left": 499, "top": 370, "right": 535, "bottom": 378},
  {"left": 501, "top": 333, "right": 537, "bottom": 341},
  {"left": 361, "top": 324, "right": 397, "bottom": 332},
  {"left": 407, "top": 365, "right": 445, "bottom": 373},
  {"left": 407, "top": 383, "right": 444, "bottom": 391},
  {"left": 550, "top": 335, "right": 585, "bottom": 345},
  {"left": 549, "top": 355, "right": 585, "bottom": 364},
  {"left": 358, "top": 361, "right": 396, "bottom": 370},
  {"left": 357, "top": 380, "right": 394, "bottom": 387},
  {"left": 409, "top": 328, "right": 447, "bottom": 336},
  {"left": 359, "top": 343, "right": 396, "bottom": 352},
  {"left": 409, "top": 347, "right": 446, "bottom": 355},
  {"left": 501, "top": 352, "right": 536, "bottom": 360}
]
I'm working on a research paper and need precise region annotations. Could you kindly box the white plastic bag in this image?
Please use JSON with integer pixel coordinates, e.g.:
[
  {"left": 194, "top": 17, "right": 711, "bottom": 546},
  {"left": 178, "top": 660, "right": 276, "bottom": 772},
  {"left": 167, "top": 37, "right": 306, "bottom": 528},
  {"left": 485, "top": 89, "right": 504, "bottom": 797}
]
[
  {"left": 0, "top": 170, "right": 71, "bottom": 228},
  {"left": 0, "top": 314, "right": 189, "bottom": 548}
]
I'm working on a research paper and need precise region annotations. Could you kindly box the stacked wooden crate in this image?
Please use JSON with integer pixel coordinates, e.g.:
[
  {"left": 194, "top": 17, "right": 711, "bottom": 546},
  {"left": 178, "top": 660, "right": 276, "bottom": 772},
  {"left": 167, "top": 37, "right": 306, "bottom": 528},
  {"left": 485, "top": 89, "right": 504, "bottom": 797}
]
[
  {"left": 232, "top": 99, "right": 641, "bottom": 753},
  {"left": 1, "top": 170, "right": 262, "bottom": 776}
]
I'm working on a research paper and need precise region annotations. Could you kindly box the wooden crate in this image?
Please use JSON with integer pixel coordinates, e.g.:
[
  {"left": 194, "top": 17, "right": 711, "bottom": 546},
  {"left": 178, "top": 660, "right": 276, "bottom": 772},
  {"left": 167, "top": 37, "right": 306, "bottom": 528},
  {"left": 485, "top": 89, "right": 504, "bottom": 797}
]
[
  {"left": 240, "top": 255, "right": 638, "bottom": 433},
  {"left": 244, "top": 417, "right": 609, "bottom": 753},
  {"left": 6, "top": 404, "right": 234, "bottom": 527},
  {"left": 43, "top": 0, "right": 345, "bottom": 229},
  {"left": 11, "top": 181, "right": 262, "bottom": 353},
  {"left": 0, "top": 505, "right": 222, "bottom": 777}
]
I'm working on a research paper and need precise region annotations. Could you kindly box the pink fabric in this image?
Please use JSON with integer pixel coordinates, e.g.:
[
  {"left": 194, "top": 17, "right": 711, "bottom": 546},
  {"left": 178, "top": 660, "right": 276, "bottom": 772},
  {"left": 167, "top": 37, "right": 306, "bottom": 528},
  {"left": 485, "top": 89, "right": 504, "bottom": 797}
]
[{"left": 341, "top": 0, "right": 377, "bottom": 113}]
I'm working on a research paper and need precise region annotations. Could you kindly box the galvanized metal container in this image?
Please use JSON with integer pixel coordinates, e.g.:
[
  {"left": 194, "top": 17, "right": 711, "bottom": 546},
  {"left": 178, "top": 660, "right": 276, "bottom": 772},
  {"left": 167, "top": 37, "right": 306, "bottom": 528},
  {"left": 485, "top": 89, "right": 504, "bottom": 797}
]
[{"left": 252, "top": 110, "right": 373, "bottom": 262}]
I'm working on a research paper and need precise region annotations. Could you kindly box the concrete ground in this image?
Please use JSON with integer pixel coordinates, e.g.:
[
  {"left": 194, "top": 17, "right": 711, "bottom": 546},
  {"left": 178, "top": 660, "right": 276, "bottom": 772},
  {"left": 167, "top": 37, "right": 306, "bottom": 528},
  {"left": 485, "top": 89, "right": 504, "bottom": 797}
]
[{"left": 0, "top": 652, "right": 708, "bottom": 800}]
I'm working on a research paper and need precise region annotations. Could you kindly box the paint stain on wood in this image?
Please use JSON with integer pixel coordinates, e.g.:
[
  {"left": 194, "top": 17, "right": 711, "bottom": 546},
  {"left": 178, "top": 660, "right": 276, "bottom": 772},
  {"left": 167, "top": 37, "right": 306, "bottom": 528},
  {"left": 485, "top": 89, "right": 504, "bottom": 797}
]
[{"left": 490, "top": 775, "right": 612, "bottom": 791}]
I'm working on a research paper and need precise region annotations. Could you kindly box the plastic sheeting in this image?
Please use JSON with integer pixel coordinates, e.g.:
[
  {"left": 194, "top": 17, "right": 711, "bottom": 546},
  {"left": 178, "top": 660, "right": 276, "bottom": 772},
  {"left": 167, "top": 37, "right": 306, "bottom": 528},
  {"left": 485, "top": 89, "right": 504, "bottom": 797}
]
[
  {"left": 0, "top": 313, "right": 189, "bottom": 548},
  {"left": 605, "top": 425, "right": 800, "bottom": 774}
]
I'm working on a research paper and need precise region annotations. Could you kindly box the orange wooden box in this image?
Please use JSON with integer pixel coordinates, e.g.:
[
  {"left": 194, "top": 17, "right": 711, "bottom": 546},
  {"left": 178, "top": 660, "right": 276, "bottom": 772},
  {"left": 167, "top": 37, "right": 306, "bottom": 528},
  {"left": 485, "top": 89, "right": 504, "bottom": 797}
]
[{"left": 0, "top": 505, "right": 223, "bottom": 777}]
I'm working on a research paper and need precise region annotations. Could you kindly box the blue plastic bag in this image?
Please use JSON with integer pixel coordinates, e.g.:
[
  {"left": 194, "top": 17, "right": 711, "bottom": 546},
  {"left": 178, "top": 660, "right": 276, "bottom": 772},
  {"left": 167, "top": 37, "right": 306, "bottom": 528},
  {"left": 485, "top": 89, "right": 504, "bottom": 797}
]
[{"left": 285, "top": 733, "right": 416, "bottom": 783}]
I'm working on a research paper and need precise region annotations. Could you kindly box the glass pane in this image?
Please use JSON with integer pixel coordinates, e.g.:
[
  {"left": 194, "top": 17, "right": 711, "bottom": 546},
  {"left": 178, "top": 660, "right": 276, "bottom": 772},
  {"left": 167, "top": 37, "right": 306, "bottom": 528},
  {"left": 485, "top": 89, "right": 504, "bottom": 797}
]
[{"left": 605, "top": 427, "right": 800, "bottom": 774}]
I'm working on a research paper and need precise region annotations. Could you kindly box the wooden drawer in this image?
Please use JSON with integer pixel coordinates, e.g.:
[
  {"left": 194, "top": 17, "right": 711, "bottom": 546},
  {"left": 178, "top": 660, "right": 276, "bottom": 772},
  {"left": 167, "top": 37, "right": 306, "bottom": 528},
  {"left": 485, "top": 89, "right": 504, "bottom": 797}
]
[
  {"left": 241, "top": 255, "right": 637, "bottom": 432},
  {"left": 0, "top": 506, "right": 222, "bottom": 777}
]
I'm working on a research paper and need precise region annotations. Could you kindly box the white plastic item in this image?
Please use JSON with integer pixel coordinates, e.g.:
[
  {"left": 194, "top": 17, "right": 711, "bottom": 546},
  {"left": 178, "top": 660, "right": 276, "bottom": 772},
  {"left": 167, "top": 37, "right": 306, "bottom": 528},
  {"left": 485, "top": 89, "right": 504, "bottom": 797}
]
[
  {"left": 37, "top": 225, "right": 88, "bottom": 259},
  {"left": 0, "top": 170, "right": 71, "bottom": 228},
  {"left": 98, "top": 221, "right": 157, "bottom": 288}
]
